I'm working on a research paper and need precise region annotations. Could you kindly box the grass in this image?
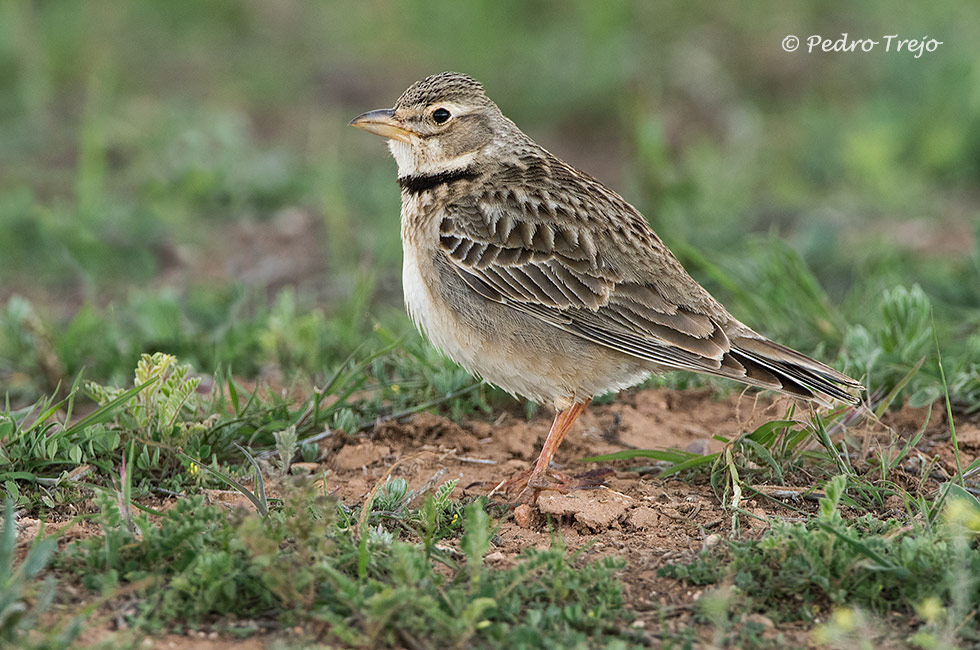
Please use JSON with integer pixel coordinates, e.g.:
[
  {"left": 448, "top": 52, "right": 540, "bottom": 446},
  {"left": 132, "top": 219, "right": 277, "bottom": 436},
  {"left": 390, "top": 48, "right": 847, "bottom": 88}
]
[
  {"left": 0, "top": 341, "right": 499, "bottom": 511},
  {"left": 2, "top": 1, "right": 980, "bottom": 648},
  {"left": 14, "top": 477, "right": 637, "bottom": 648},
  {"left": 178, "top": 495, "right": 620, "bottom": 646},
  {"left": 659, "top": 476, "right": 980, "bottom": 647},
  {"left": 3, "top": 314, "right": 978, "bottom": 647},
  {"left": 1, "top": 500, "right": 72, "bottom": 647}
]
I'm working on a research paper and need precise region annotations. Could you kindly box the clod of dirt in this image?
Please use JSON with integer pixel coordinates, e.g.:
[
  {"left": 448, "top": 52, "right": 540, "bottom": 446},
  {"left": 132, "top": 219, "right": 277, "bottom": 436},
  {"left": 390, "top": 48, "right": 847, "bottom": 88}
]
[
  {"left": 958, "top": 424, "right": 980, "bottom": 447},
  {"left": 745, "top": 614, "right": 776, "bottom": 630},
  {"left": 884, "top": 495, "right": 904, "bottom": 510},
  {"left": 744, "top": 507, "right": 770, "bottom": 532},
  {"left": 684, "top": 439, "right": 711, "bottom": 455},
  {"left": 289, "top": 462, "right": 320, "bottom": 475},
  {"left": 205, "top": 490, "right": 259, "bottom": 510},
  {"left": 332, "top": 441, "right": 391, "bottom": 471},
  {"left": 377, "top": 412, "right": 481, "bottom": 452},
  {"left": 627, "top": 506, "right": 661, "bottom": 530},
  {"left": 537, "top": 488, "right": 632, "bottom": 531}
]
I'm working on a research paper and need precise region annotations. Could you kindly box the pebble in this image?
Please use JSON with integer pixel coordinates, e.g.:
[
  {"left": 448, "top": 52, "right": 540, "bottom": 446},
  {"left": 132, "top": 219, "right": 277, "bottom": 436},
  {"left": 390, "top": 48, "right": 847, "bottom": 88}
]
[{"left": 514, "top": 504, "right": 534, "bottom": 528}]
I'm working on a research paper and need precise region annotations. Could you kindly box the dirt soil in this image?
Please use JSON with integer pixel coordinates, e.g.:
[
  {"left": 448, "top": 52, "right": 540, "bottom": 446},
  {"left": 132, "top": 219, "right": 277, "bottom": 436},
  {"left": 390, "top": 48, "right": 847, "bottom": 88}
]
[{"left": 16, "top": 387, "right": 980, "bottom": 649}]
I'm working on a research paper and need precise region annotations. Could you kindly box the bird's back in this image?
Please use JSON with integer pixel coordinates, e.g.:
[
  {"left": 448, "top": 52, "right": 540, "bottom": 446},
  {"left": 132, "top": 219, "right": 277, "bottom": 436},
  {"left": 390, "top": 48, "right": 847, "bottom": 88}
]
[{"left": 430, "top": 139, "right": 863, "bottom": 405}]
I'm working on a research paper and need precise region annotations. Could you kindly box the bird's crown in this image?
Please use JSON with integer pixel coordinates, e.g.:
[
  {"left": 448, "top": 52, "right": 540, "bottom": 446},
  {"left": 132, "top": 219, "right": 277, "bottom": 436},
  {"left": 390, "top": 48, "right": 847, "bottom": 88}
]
[{"left": 394, "top": 72, "right": 490, "bottom": 109}]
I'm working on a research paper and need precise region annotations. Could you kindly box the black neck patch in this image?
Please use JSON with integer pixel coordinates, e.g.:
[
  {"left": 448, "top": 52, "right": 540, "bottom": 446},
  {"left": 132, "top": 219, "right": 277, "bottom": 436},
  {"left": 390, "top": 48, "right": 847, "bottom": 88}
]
[{"left": 397, "top": 167, "right": 479, "bottom": 194}]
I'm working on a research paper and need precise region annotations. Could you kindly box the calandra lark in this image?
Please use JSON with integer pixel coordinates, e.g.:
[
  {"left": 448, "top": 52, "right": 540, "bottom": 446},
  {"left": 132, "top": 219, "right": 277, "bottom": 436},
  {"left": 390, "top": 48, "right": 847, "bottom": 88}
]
[{"left": 351, "top": 72, "right": 862, "bottom": 504}]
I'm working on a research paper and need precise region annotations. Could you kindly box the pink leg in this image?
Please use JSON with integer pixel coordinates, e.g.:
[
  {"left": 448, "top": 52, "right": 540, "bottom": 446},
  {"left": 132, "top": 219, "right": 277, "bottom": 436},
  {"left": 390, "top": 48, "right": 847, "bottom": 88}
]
[{"left": 516, "top": 400, "right": 591, "bottom": 503}]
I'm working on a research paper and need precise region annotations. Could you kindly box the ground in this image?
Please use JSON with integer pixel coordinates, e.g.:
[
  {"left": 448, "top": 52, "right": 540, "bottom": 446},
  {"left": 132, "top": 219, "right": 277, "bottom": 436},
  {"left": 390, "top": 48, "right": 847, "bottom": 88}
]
[{"left": 15, "top": 386, "right": 977, "bottom": 649}]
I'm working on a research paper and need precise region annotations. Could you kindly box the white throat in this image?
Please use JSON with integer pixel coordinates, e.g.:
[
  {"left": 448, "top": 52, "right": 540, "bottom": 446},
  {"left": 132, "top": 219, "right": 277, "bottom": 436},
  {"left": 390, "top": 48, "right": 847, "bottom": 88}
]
[{"left": 389, "top": 139, "right": 479, "bottom": 178}]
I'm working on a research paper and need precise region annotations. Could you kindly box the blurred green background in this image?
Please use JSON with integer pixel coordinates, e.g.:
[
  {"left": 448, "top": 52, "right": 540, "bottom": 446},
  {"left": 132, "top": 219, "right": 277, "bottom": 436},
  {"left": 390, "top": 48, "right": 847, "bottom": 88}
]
[{"left": 1, "top": 0, "right": 978, "bottom": 408}]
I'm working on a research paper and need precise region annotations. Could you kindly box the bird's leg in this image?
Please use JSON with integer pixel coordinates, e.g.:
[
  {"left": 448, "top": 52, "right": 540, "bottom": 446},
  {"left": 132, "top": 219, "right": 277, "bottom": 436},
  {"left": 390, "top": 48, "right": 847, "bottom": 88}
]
[{"left": 515, "top": 399, "right": 591, "bottom": 504}]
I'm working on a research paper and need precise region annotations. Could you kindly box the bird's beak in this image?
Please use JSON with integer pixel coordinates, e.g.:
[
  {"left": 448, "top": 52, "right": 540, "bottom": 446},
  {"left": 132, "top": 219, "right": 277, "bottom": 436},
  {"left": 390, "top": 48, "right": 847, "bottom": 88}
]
[{"left": 349, "top": 109, "right": 414, "bottom": 143}]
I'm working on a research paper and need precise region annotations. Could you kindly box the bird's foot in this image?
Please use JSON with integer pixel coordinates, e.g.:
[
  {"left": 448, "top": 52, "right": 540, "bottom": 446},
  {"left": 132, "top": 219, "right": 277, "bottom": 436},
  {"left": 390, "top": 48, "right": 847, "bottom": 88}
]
[{"left": 487, "top": 467, "right": 612, "bottom": 505}]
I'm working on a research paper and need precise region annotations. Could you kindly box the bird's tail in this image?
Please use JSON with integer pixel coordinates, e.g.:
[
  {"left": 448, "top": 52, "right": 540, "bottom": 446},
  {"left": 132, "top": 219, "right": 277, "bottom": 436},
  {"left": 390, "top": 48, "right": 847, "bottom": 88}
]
[{"left": 716, "top": 334, "right": 863, "bottom": 406}]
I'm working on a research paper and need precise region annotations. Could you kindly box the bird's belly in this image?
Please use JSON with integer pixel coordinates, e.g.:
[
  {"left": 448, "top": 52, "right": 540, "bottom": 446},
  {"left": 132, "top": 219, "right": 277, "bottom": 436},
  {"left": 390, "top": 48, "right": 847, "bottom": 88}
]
[
  {"left": 402, "top": 246, "right": 490, "bottom": 376},
  {"left": 403, "top": 248, "right": 653, "bottom": 407}
]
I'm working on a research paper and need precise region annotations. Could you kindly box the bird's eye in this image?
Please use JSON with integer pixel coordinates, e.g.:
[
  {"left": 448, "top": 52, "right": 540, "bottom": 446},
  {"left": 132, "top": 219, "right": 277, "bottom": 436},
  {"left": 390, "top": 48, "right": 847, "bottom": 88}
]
[{"left": 432, "top": 107, "right": 452, "bottom": 124}]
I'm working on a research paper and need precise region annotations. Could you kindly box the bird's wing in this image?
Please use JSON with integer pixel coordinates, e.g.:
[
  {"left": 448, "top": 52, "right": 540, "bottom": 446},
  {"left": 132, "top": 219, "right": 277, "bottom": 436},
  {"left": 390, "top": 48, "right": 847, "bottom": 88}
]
[{"left": 438, "top": 171, "right": 861, "bottom": 403}]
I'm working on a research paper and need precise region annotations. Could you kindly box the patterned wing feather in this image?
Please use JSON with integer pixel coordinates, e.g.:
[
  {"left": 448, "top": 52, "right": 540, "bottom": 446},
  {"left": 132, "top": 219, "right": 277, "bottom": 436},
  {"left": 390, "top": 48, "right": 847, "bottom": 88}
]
[{"left": 437, "top": 157, "right": 862, "bottom": 404}]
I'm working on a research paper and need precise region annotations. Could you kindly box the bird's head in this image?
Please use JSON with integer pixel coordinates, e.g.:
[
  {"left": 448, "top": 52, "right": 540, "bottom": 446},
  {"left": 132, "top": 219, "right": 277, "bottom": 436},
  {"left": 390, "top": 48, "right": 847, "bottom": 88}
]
[{"left": 350, "top": 72, "right": 507, "bottom": 177}]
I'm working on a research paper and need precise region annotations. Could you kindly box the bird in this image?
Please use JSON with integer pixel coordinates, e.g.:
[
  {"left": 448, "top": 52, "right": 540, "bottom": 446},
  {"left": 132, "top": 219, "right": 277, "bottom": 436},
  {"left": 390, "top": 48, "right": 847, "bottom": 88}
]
[{"left": 350, "top": 72, "right": 863, "bottom": 504}]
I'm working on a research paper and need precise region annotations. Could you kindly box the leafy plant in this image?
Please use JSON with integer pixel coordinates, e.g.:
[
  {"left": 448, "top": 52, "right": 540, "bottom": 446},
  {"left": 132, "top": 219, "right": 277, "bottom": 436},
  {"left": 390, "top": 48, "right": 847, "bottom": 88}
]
[
  {"left": 59, "top": 485, "right": 637, "bottom": 647},
  {"left": 0, "top": 376, "right": 142, "bottom": 507},
  {"left": 1, "top": 500, "right": 82, "bottom": 648},
  {"left": 87, "top": 352, "right": 201, "bottom": 438},
  {"left": 842, "top": 284, "right": 941, "bottom": 406},
  {"left": 661, "top": 476, "right": 980, "bottom": 643}
]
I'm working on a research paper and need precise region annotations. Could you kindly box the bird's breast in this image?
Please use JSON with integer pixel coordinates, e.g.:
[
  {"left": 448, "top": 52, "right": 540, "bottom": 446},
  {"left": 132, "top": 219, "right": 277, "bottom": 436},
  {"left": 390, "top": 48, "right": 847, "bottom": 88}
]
[{"left": 399, "top": 195, "right": 456, "bottom": 344}]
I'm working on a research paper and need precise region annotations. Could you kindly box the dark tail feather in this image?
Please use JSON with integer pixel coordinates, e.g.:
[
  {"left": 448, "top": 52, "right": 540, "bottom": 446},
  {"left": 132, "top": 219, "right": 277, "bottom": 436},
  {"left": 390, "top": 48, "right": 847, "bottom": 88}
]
[{"left": 716, "top": 335, "right": 863, "bottom": 406}]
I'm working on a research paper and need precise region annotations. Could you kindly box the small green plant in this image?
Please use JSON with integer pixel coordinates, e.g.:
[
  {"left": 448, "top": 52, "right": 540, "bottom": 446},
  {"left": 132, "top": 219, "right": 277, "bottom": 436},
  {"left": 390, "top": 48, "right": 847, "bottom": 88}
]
[
  {"left": 273, "top": 424, "right": 298, "bottom": 475},
  {"left": 660, "top": 476, "right": 980, "bottom": 643},
  {"left": 582, "top": 404, "right": 860, "bottom": 507},
  {"left": 1, "top": 500, "right": 82, "bottom": 648},
  {"left": 843, "top": 284, "right": 941, "bottom": 406},
  {"left": 59, "top": 484, "right": 638, "bottom": 647},
  {"left": 87, "top": 352, "right": 201, "bottom": 439},
  {"left": 0, "top": 375, "right": 141, "bottom": 507}
]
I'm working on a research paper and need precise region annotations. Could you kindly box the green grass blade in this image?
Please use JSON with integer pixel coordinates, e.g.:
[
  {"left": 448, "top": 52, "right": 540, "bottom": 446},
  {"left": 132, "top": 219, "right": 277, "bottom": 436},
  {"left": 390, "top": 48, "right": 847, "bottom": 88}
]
[
  {"left": 65, "top": 378, "right": 158, "bottom": 435},
  {"left": 24, "top": 396, "right": 69, "bottom": 433},
  {"left": 235, "top": 443, "right": 268, "bottom": 515},
  {"left": 172, "top": 448, "right": 268, "bottom": 517},
  {"left": 932, "top": 321, "right": 963, "bottom": 485},
  {"left": 962, "top": 456, "right": 980, "bottom": 480},
  {"left": 659, "top": 452, "right": 720, "bottom": 478},
  {"left": 740, "top": 437, "right": 784, "bottom": 483},
  {"left": 579, "top": 449, "right": 696, "bottom": 464},
  {"left": 811, "top": 413, "right": 851, "bottom": 475},
  {"left": 62, "top": 370, "right": 86, "bottom": 431},
  {"left": 227, "top": 373, "right": 241, "bottom": 414},
  {"left": 873, "top": 356, "right": 925, "bottom": 419},
  {"left": 813, "top": 521, "right": 907, "bottom": 575},
  {"left": 745, "top": 419, "right": 799, "bottom": 446},
  {"left": 1, "top": 500, "right": 14, "bottom": 573},
  {"left": 886, "top": 404, "right": 931, "bottom": 473}
]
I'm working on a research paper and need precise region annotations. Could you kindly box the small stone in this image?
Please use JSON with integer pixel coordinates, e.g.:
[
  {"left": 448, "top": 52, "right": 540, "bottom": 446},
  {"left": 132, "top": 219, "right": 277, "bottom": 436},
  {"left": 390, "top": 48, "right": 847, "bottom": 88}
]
[
  {"left": 685, "top": 439, "right": 711, "bottom": 455},
  {"left": 514, "top": 504, "right": 534, "bottom": 528},
  {"left": 469, "top": 421, "right": 494, "bottom": 439},
  {"left": 484, "top": 551, "right": 506, "bottom": 562},
  {"left": 702, "top": 533, "right": 722, "bottom": 550},
  {"left": 746, "top": 613, "right": 775, "bottom": 629},
  {"left": 746, "top": 508, "right": 769, "bottom": 531}
]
